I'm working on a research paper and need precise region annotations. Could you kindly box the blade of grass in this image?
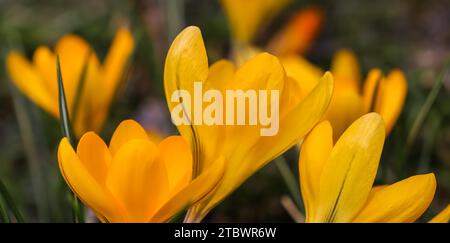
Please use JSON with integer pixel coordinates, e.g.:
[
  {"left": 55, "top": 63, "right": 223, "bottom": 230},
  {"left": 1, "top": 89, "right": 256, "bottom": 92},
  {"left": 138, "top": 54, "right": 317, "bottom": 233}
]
[
  {"left": 7, "top": 81, "right": 53, "bottom": 221},
  {"left": 0, "top": 196, "right": 11, "bottom": 223},
  {"left": 280, "top": 195, "right": 305, "bottom": 223},
  {"left": 5, "top": 32, "right": 58, "bottom": 221},
  {"left": 56, "top": 56, "right": 85, "bottom": 223},
  {"left": 0, "top": 179, "right": 24, "bottom": 223},
  {"left": 57, "top": 56, "right": 75, "bottom": 146},
  {"left": 166, "top": 0, "right": 185, "bottom": 41},
  {"left": 274, "top": 157, "right": 303, "bottom": 210},
  {"left": 406, "top": 59, "right": 450, "bottom": 148}
]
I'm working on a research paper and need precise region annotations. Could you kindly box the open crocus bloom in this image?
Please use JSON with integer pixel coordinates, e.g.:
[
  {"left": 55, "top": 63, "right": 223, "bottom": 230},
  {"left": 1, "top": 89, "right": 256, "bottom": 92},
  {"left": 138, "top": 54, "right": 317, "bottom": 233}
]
[
  {"left": 299, "top": 113, "right": 449, "bottom": 223},
  {"left": 6, "top": 27, "right": 134, "bottom": 137},
  {"left": 57, "top": 120, "right": 224, "bottom": 222},
  {"left": 164, "top": 26, "right": 333, "bottom": 222},
  {"left": 283, "top": 49, "right": 407, "bottom": 140}
]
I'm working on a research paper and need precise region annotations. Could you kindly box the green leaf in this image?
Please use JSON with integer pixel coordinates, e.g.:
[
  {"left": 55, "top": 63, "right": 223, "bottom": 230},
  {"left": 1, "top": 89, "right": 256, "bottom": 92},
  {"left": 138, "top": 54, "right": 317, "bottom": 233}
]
[
  {"left": 406, "top": 59, "right": 450, "bottom": 148},
  {"left": 0, "top": 179, "right": 24, "bottom": 223},
  {"left": 0, "top": 196, "right": 11, "bottom": 223},
  {"left": 56, "top": 55, "right": 75, "bottom": 147},
  {"left": 56, "top": 56, "right": 85, "bottom": 223},
  {"left": 275, "top": 156, "right": 304, "bottom": 210}
]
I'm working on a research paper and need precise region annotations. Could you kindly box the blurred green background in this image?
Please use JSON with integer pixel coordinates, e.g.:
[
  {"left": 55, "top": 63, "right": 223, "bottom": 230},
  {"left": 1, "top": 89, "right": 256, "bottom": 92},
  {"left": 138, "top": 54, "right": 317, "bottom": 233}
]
[{"left": 0, "top": 0, "right": 449, "bottom": 222}]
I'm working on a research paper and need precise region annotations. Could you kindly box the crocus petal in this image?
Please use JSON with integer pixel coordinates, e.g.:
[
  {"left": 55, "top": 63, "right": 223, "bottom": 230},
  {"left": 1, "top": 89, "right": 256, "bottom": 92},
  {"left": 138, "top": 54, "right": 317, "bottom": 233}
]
[
  {"left": 220, "top": 0, "right": 292, "bottom": 43},
  {"left": 32, "top": 46, "right": 58, "bottom": 97},
  {"left": 331, "top": 49, "right": 360, "bottom": 93},
  {"left": 71, "top": 53, "right": 102, "bottom": 137},
  {"left": 164, "top": 26, "right": 209, "bottom": 147},
  {"left": 324, "top": 89, "right": 365, "bottom": 141},
  {"left": 201, "top": 52, "right": 286, "bottom": 174},
  {"left": 109, "top": 119, "right": 150, "bottom": 156},
  {"left": 268, "top": 6, "right": 323, "bottom": 56},
  {"left": 91, "top": 27, "right": 134, "bottom": 134},
  {"left": 353, "top": 173, "right": 436, "bottom": 223},
  {"left": 157, "top": 136, "right": 192, "bottom": 194},
  {"left": 6, "top": 51, "right": 58, "bottom": 116},
  {"left": 201, "top": 72, "right": 334, "bottom": 215},
  {"left": 76, "top": 132, "right": 112, "bottom": 185},
  {"left": 55, "top": 34, "right": 92, "bottom": 105},
  {"left": 106, "top": 139, "right": 169, "bottom": 222},
  {"left": 151, "top": 157, "right": 225, "bottom": 222},
  {"left": 233, "top": 44, "right": 263, "bottom": 67},
  {"left": 429, "top": 204, "right": 450, "bottom": 223},
  {"left": 280, "top": 76, "right": 304, "bottom": 111},
  {"left": 299, "top": 121, "right": 333, "bottom": 222},
  {"left": 101, "top": 27, "right": 134, "bottom": 100},
  {"left": 281, "top": 55, "right": 323, "bottom": 97},
  {"left": 362, "top": 68, "right": 383, "bottom": 113},
  {"left": 58, "top": 138, "right": 125, "bottom": 222},
  {"left": 374, "top": 69, "right": 407, "bottom": 134},
  {"left": 208, "top": 53, "right": 287, "bottom": 171},
  {"left": 313, "top": 113, "right": 385, "bottom": 223},
  {"left": 205, "top": 59, "right": 236, "bottom": 91},
  {"left": 229, "top": 52, "right": 285, "bottom": 91}
]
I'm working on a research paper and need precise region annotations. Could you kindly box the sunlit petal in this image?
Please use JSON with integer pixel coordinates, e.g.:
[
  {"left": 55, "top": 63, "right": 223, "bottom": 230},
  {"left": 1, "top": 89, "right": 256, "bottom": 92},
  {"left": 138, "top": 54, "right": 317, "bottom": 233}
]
[
  {"left": 374, "top": 69, "right": 407, "bottom": 134},
  {"left": 299, "top": 121, "right": 333, "bottom": 222},
  {"left": 6, "top": 51, "right": 58, "bottom": 116},
  {"left": 58, "top": 138, "right": 125, "bottom": 222},
  {"left": 106, "top": 139, "right": 168, "bottom": 222},
  {"left": 313, "top": 113, "right": 385, "bottom": 223},
  {"left": 109, "top": 119, "right": 150, "bottom": 156},
  {"left": 429, "top": 204, "right": 450, "bottom": 223},
  {"left": 353, "top": 174, "right": 436, "bottom": 223}
]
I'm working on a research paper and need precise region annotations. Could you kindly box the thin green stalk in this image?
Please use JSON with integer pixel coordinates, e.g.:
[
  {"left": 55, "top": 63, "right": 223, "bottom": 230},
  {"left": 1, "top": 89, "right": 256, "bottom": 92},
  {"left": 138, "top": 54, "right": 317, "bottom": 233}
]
[
  {"left": 406, "top": 59, "right": 450, "bottom": 148},
  {"left": 57, "top": 56, "right": 75, "bottom": 146},
  {"left": 0, "top": 179, "right": 24, "bottom": 223},
  {"left": 166, "top": 0, "right": 185, "bottom": 41},
  {"left": 5, "top": 31, "right": 56, "bottom": 221},
  {"left": 7, "top": 82, "right": 52, "bottom": 221},
  {"left": 275, "top": 157, "right": 303, "bottom": 210},
  {"left": 0, "top": 196, "right": 10, "bottom": 223},
  {"left": 56, "top": 56, "right": 85, "bottom": 223}
]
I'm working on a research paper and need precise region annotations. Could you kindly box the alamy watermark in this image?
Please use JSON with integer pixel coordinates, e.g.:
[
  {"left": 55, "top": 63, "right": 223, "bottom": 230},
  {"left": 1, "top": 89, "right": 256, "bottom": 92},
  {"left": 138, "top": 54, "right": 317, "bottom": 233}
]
[{"left": 170, "top": 82, "right": 280, "bottom": 136}]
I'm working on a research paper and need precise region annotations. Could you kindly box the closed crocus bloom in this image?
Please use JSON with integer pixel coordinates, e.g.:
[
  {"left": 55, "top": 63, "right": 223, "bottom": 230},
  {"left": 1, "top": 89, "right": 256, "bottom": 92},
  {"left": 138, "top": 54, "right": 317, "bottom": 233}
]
[
  {"left": 57, "top": 119, "right": 224, "bottom": 222},
  {"left": 299, "top": 113, "right": 441, "bottom": 223},
  {"left": 6, "top": 27, "right": 134, "bottom": 137},
  {"left": 164, "top": 26, "right": 333, "bottom": 221}
]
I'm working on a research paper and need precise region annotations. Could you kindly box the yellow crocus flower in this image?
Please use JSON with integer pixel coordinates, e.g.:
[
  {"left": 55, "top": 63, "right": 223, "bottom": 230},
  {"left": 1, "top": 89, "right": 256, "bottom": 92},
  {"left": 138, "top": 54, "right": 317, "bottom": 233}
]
[
  {"left": 164, "top": 26, "right": 334, "bottom": 222},
  {"left": 283, "top": 49, "right": 407, "bottom": 140},
  {"left": 267, "top": 6, "right": 323, "bottom": 56},
  {"left": 220, "top": 0, "right": 323, "bottom": 62},
  {"left": 429, "top": 204, "right": 450, "bottom": 223},
  {"left": 220, "top": 0, "right": 292, "bottom": 44},
  {"left": 57, "top": 119, "right": 224, "bottom": 222},
  {"left": 299, "top": 113, "right": 449, "bottom": 223},
  {"left": 6, "top": 27, "right": 134, "bottom": 137}
]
